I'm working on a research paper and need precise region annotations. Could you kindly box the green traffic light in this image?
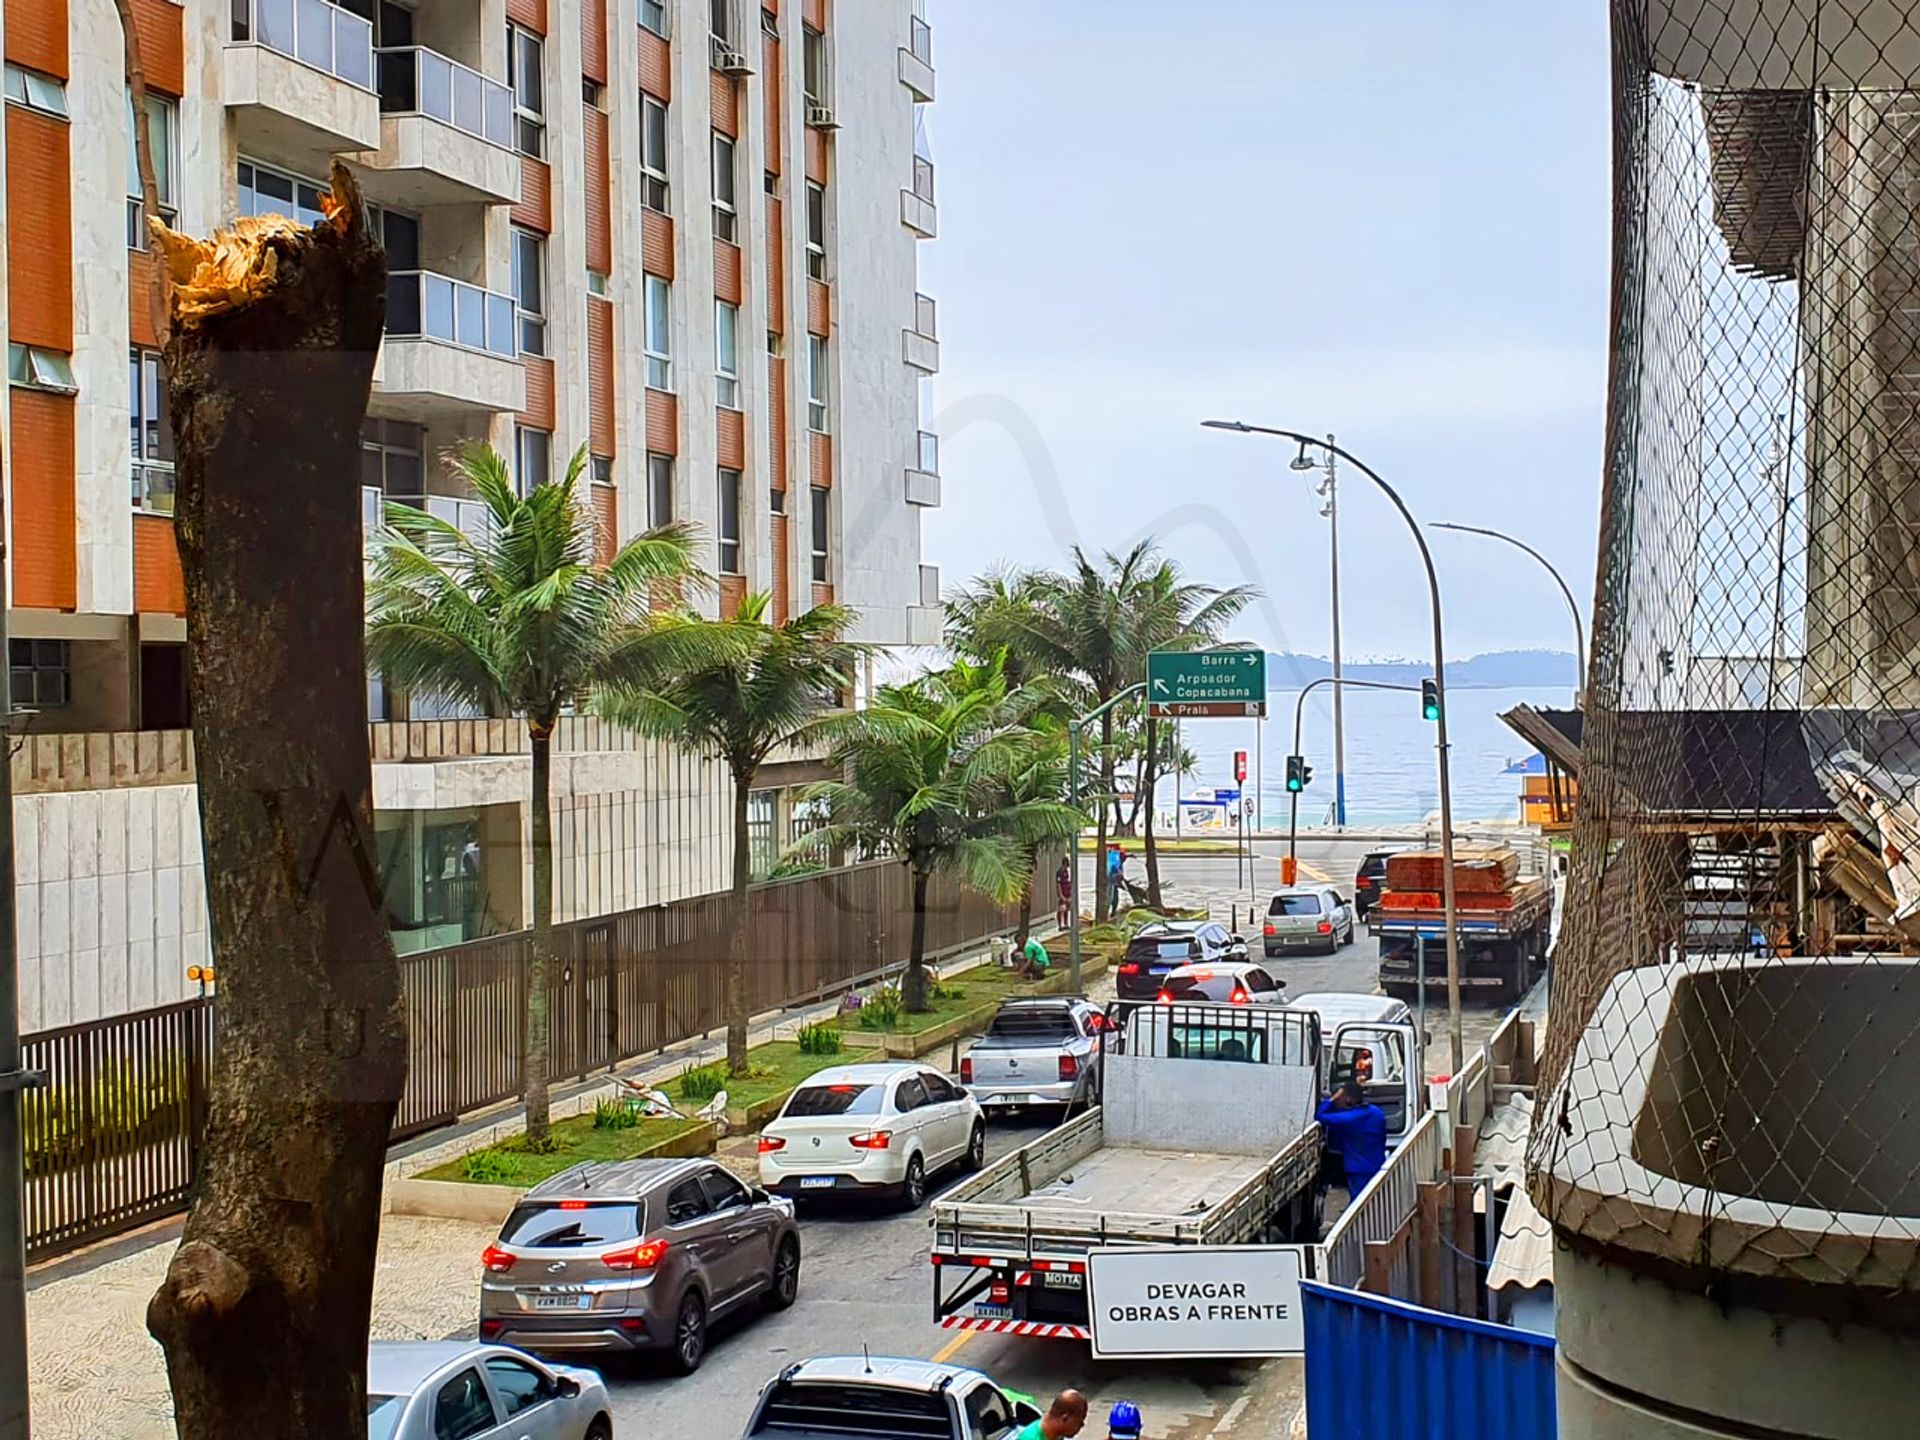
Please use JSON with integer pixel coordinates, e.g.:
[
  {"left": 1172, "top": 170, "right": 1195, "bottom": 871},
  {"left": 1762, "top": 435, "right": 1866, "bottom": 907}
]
[{"left": 1420, "top": 678, "right": 1441, "bottom": 722}]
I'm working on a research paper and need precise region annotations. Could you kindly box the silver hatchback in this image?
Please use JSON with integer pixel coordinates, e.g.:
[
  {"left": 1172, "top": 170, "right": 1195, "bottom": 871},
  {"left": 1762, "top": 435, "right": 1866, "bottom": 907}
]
[{"left": 478, "top": 1158, "right": 800, "bottom": 1374}]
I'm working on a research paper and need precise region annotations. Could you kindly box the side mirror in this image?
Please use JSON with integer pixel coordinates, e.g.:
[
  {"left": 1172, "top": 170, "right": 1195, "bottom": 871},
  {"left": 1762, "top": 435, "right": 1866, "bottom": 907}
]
[
  {"left": 554, "top": 1376, "right": 581, "bottom": 1399},
  {"left": 752, "top": 1185, "right": 772, "bottom": 1204}
]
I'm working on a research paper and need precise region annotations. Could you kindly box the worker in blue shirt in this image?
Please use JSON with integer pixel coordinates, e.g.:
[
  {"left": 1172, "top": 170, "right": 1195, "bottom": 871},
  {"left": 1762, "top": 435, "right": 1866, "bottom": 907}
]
[{"left": 1316, "top": 1081, "right": 1388, "bottom": 1194}]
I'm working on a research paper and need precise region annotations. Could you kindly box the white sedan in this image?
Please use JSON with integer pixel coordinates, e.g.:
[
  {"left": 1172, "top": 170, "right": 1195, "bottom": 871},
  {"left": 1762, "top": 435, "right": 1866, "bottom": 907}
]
[
  {"left": 367, "top": 1341, "right": 610, "bottom": 1440},
  {"left": 1158, "top": 960, "right": 1289, "bottom": 1007},
  {"left": 757, "top": 1062, "right": 985, "bottom": 1209}
]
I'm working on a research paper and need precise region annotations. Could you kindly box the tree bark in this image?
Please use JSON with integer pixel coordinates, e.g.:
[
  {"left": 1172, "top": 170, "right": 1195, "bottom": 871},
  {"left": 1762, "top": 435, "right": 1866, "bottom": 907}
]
[
  {"left": 725, "top": 769, "right": 753, "bottom": 1075},
  {"left": 526, "top": 726, "right": 554, "bottom": 1141},
  {"left": 903, "top": 865, "right": 932, "bottom": 1012},
  {"left": 1094, "top": 705, "right": 1114, "bottom": 923},
  {"left": 145, "top": 162, "right": 407, "bottom": 1440},
  {"left": 1013, "top": 844, "right": 1038, "bottom": 949},
  {"left": 1143, "top": 714, "right": 1164, "bottom": 910}
]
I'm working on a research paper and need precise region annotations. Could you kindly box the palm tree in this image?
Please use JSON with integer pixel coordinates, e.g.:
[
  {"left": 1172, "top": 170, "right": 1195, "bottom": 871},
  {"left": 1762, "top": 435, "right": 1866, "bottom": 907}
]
[
  {"left": 803, "top": 655, "right": 1079, "bottom": 1011},
  {"left": 366, "top": 441, "right": 711, "bottom": 1142},
  {"left": 999, "top": 722, "right": 1082, "bottom": 949},
  {"left": 601, "top": 593, "right": 863, "bottom": 1076}
]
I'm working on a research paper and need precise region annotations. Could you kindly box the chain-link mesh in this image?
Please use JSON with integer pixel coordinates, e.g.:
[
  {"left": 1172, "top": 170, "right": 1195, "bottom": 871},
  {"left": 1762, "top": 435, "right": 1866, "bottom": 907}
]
[{"left": 1529, "top": 2, "right": 1920, "bottom": 1311}]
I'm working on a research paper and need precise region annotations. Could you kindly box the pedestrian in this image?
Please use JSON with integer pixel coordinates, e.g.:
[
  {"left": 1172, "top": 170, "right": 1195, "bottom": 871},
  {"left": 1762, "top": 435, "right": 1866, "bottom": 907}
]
[
  {"left": 1012, "top": 935, "right": 1053, "bottom": 980},
  {"left": 1315, "top": 1080, "right": 1388, "bottom": 1195},
  {"left": 1105, "top": 845, "right": 1125, "bottom": 911},
  {"left": 1056, "top": 854, "right": 1074, "bottom": 928},
  {"left": 1016, "top": 1390, "right": 1090, "bottom": 1440},
  {"left": 1106, "top": 1400, "right": 1144, "bottom": 1440}
]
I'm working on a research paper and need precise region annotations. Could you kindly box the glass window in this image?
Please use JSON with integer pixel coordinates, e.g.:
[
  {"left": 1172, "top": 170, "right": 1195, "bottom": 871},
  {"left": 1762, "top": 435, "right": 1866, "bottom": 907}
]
[
  {"left": 432, "top": 1370, "right": 496, "bottom": 1440},
  {"left": 698, "top": 1168, "right": 751, "bottom": 1212},
  {"left": 4, "top": 63, "right": 67, "bottom": 118},
  {"left": 893, "top": 1077, "right": 929, "bottom": 1112},
  {"left": 237, "top": 157, "right": 327, "bottom": 225},
  {"left": 715, "top": 300, "right": 740, "bottom": 409},
  {"left": 124, "top": 91, "right": 176, "bottom": 248},
  {"left": 129, "top": 349, "right": 176, "bottom": 514},
  {"left": 8, "top": 344, "right": 75, "bottom": 393},
  {"left": 640, "top": 0, "right": 668, "bottom": 38},
  {"left": 515, "top": 426, "right": 551, "bottom": 496},
  {"left": 783, "top": 1083, "right": 880, "bottom": 1118},
  {"left": 641, "top": 96, "right": 669, "bottom": 212},
  {"left": 484, "top": 1359, "right": 548, "bottom": 1419},
  {"left": 512, "top": 227, "right": 546, "bottom": 357},
  {"left": 805, "top": 182, "right": 826, "bottom": 280},
  {"left": 770, "top": 486, "right": 786, "bottom": 515},
  {"left": 10, "top": 639, "right": 69, "bottom": 710},
  {"left": 645, "top": 275, "right": 672, "bottom": 390},
  {"left": 366, "top": 1395, "right": 405, "bottom": 1440},
  {"left": 802, "top": 25, "right": 825, "bottom": 103},
  {"left": 806, "top": 334, "right": 829, "bottom": 432},
  {"left": 965, "top": 1386, "right": 1016, "bottom": 1439},
  {"left": 647, "top": 453, "right": 674, "bottom": 529},
  {"left": 1269, "top": 894, "right": 1323, "bottom": 916},
  {"left": 665, "top": 1178, "right": 711, "bottom": 1226},
  {"left": 718, "top": 467, "right": 742, "bottom": 575},
  {"left": 507, "top": 24, "right": 544, "bottom": 157},
  {"left": 710, "top": 0, "right": 732, "bottom": 42},
  {"left": 747, "top": 788, "right": 776, "bottom": 877},
  {"left": 809, "top": 485, "right": 829, "bottom": 582},
  {"left": 712, "top": 132, "right": 737, "bottom": 242},
  {"left": 501, "top": 1200, "right": 644, "bottom": 1248}
]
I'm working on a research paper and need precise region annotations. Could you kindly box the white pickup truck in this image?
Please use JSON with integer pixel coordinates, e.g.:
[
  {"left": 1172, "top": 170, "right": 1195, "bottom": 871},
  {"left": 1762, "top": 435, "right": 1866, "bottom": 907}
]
[{"left": 930, "top": 1002, "right": 1326, "bottom": 1342}]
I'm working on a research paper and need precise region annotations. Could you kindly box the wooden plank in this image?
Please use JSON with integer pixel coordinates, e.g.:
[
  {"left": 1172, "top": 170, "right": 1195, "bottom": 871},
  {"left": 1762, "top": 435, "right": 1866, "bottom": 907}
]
[
  {"left": 1416, "top": 1181, "right": 1445, "bottom": 1308},
  {"left": 1451, "top": 1177, "right": 1478, "bottom": 1319}
]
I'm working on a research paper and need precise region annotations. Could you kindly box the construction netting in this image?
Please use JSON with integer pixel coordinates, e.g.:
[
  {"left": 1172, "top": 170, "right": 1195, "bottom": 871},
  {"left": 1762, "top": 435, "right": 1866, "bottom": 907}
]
[{"left": 1529, "top": 1, "right": 1920, "bottom": 1312}]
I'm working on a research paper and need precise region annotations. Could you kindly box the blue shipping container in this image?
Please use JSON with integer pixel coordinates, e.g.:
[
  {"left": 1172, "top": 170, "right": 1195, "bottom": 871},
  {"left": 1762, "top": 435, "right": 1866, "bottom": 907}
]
[{"left": 1301, "top": 1281, "right": 1556, "bottom": 1440}]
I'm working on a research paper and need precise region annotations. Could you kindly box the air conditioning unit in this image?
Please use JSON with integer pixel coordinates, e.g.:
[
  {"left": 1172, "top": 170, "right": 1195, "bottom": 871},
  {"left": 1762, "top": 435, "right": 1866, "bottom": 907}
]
[
  {"left": 806, "top": 103, "right": 839, "bottom": 131},
  {"left": 710, "top": 37, "right": 753, "bottom": 74}
]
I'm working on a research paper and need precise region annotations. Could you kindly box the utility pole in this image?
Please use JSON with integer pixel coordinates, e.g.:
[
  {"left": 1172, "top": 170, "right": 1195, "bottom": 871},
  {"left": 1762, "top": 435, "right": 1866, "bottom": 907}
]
[{"left": 0, "top": 532, "right": 31, "bottom": 1440}]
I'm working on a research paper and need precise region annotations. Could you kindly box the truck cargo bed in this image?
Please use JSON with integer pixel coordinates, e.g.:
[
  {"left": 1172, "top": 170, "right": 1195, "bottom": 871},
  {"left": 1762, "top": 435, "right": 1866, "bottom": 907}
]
[{"left": 1009, "top": 1146, "right": 1268, "bottom": 1223}]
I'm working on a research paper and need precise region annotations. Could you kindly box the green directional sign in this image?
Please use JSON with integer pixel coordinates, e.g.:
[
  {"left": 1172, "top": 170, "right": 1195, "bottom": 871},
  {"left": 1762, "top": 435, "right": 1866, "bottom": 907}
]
[{"left": 1147, "top": 649, "right": 1267, "bottom": 718}]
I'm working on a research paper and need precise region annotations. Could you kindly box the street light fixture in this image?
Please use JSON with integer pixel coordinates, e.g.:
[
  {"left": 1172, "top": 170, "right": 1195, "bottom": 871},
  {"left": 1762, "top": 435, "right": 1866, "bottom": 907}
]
[
  {"left": 1290, "top": 442, "right": 1317, "bottom": 473},
  {"left": 1431, "top": 521, "right": 1588, "bottom": 704},
  {"left": 1204, "top": 420, "right": 1467, "bottom": 1075}
]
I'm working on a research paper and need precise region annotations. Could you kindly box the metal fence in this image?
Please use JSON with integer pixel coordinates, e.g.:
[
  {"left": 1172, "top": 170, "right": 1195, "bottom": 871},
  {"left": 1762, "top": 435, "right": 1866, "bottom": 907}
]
[
  {"left": 21, "top": 858, "right": 1043, "bottom": 1259},
  {"left": 1323, "top": 1108, "right": 1444, "bottom": 1289}
]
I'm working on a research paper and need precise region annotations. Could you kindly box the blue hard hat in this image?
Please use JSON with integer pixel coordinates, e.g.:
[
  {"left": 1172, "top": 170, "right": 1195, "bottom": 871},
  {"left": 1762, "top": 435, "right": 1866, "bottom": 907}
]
[{"left": 1108, "top": 1400, "right": 1143, "bottom": 1439}]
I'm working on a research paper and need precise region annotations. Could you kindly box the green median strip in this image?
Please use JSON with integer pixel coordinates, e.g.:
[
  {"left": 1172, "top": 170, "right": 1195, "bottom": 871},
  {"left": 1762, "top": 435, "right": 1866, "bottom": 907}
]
[{"left": 417, "top": 1112, "right": 717, "bottom": 1189}]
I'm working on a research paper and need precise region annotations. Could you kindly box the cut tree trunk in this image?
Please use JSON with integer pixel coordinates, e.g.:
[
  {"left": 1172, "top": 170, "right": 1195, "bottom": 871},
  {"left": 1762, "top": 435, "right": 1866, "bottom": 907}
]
[
  {"left": 145, "top": 162, "right": 408, "bottom": 1440},
  {"left": 725, "top": 770, "right": 753, "bottom": 1075},
  {"left": 526, "top": 727, "right": 554, "bottom": 1141},
  {"left": 1143, "top": 715, "right": 1164, "bottom": 909},
  {"left": 903, "top": 864, "right": 932, "bottom": 1012}
]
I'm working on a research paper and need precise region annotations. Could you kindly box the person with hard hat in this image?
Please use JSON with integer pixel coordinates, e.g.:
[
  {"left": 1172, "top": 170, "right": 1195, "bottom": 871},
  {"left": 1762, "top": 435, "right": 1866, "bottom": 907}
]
[{"left": 1106, "top": 1399, "right": 1144, "bottom": 1439}]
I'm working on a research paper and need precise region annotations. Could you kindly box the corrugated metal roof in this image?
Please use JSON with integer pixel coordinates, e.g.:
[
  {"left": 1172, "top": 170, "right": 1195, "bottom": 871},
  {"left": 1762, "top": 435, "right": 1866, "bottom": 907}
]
[
  {"left": 1488, "top": 1185, "right": 1555, "bottom": 1293},
  {"left": 1474, "top": 1092, "right": 1534, "bottom": 1192}
]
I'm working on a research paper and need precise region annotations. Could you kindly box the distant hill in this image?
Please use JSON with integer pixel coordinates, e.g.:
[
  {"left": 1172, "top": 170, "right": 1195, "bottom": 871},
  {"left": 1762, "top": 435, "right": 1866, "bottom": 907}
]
[{"left": 1266, "top": 648, "right": 1575, "bottom": 690}]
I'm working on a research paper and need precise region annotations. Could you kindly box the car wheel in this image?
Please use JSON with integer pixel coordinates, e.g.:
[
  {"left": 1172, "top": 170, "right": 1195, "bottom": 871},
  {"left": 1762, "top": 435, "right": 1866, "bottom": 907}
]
[
  {"left": 898, "top": 1153, "right": 927, "bottom": 1210},
  {"left": 667, "top": 1291, "right": 707, "bottom": 1375},
  {"left": 585, "top": 1420, "right": 612, "bottom": 1440},
  {"left": 964, "top": 1123, "right": 986, "bottom": 1172},
  {"left": 766, "top": 1236, "right": 801, "bottom": 1311}
]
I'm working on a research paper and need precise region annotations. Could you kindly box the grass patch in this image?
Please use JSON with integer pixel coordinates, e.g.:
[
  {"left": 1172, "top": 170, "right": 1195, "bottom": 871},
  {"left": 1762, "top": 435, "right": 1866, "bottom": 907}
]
[
  {"left": 419, "top": 1112, "right": 711, "bottom": 1188},
  {"left": 842, "top": 963, "right": 1064, "bottom": 1036},
  {"left": 714, "top": 1041, "right": 857, "bottom": 1115}
]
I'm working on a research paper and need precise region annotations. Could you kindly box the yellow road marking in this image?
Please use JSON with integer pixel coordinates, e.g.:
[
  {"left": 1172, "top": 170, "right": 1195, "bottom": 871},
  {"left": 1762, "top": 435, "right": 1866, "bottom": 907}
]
[
  {"left": 1297, "top": 861, "right": 1330, "bottom": 883},
  {"left": 930, "top": 1325, "right": 978, "bottom": 1365}
]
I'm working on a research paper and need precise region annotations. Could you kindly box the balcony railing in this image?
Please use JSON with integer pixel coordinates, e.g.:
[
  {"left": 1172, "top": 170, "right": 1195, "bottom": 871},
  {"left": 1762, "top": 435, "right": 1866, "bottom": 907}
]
[
  {"left": 914, "top": 292, "right": 938, "bottom": 339},
  {"left": 389, "top": 493, "right": 496, "bottom": 547},
  {"left": 133, "top": 462, "right": 177, "bottom": 516},
  {"left": 230, "top": 0, "right": 374, "bottom": 91},
  {"left": 912, "top": 156, "right": 936, "bottom": 204},
  {"left": 386, "top": 271, "right": 517, "bottom": 359},
  {"left": 909, "top": 14, "right": 933, "bottom": 64},
  {"left": 917, "top": 430, "right": 939, "bottom": 475},
  {"left": 376, "top": 47, "right": 513, "bottom": 149}
]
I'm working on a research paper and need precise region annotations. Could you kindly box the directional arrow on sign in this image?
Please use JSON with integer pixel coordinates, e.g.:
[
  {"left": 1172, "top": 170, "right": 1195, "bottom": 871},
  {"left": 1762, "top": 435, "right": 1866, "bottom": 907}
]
[{"left": 1152, "top": 679, "right": 1169, "bottom": 694}]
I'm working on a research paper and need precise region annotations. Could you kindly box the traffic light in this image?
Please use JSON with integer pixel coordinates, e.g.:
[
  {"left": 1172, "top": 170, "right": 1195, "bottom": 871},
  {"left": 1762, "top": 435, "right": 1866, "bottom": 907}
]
[
  {"left": 1285, "top": 754, "right": 1312, "bottom": 792},
  {"left": 1421, "top": 677, "right": 1441, "bottom": 722}
]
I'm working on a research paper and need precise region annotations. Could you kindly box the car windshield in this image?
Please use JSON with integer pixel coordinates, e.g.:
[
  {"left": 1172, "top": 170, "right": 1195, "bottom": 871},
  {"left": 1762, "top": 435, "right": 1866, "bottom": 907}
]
[
  {"left": 985, "top": 1009, "right": 1076, "bottom": 1043},
  {"left": 367, "top": 1395, "right": 405, "bottom": 1440},
  {"left": 784, "top": 1083, "right": 883, "bottom": 1118},
  {"left": 752, "top": 1381, "right": 952, "bottom": 1438},
  {"left": 1270, "top": 893, "right": 1323, "bottom": 916},
  {"left": 1166, "top": 1022, "right": 1268, "bottom": 1062},
  {"left": 501, "top": 1200, "right": 644, "bottom": 1249}
]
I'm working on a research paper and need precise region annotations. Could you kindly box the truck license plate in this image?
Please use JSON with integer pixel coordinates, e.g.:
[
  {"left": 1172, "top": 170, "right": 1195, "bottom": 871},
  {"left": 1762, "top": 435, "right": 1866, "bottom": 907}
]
[
  {"left": 1041, "top": 1272, "right": 1083, "bottom": 1290},
  {"left": 800, "top": 1176, "right": 837, "bottom": 1190},
  {"left": 972, "top": 1303, "right": 1013, "bottom": 1319},
  {"left": 533, "top": 1294, "right": 593, "bottom": 1312}
]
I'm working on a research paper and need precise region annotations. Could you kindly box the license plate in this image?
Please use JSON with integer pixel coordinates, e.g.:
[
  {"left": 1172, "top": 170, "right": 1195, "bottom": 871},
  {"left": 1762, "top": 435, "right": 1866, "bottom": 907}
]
[
  {"left": 989, "top": 1095, "right": 1035, "bottom": 1107},
  {"left": 972, "top": 1303, "right": 1013, "bottom": 1318},
  {"left": 532, "top": 1294, "right": 593, "bottom": 1312},
  {"left": 1041, "top": 1272, "right": 1084, "bottom": 1290},
  {"left": 800, "top": 1176, "right": 837, "bottom": 1190}
]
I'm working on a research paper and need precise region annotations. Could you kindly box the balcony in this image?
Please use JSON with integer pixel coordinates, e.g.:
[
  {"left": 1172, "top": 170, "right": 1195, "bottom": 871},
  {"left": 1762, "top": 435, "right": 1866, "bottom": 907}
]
[
  {"left": 354, "top": 48, "right": 519, "bottom": 208},
  {"left": 225, "top": 0, "right": 381, "bottom": 168},
  {"left": 371, "top": 271, "right": 525, "bottom": 418},
  {"left": 906, "top": 431, "right": 940, "bottom": 507},
  {"left": 904, "top": 292, "right": 939, "bottom": 373},
  {"left": 899, "top": 13, "right": 935, "bottom": 101},
  {"left": 902, "top": 156, "right": 937, "bottom": 238}
]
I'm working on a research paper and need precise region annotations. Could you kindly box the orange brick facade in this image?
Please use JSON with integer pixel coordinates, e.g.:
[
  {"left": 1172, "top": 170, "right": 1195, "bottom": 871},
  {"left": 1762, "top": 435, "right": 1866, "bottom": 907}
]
[{"left": 9, "top": 392, "right": 77, "bottom": 611}]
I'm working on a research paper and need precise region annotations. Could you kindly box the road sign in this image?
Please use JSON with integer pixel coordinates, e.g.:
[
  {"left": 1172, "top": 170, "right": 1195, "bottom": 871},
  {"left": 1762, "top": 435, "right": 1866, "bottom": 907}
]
[
  {"left": 1234, "top": 750, "right": 1248, "bottom": 783},
  {"left": 1147, "top": 649, "right": 1267, "bottom": 718},
  {"left": 1087, "top": 1245, "right": 1309, "bottom": 1359},
  {"left": 1212, "top": 787, "right": 1241, "bottom": 803}
]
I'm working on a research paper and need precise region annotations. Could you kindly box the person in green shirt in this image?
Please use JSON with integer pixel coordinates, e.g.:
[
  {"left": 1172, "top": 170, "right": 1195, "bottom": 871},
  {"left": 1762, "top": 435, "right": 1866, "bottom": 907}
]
[
  {"left": 1012, "top": 936, "right": 1052, "bottom": 979},
  {"left": 1014, "top": 1390, "right": 1088, "bottom": 1440}
]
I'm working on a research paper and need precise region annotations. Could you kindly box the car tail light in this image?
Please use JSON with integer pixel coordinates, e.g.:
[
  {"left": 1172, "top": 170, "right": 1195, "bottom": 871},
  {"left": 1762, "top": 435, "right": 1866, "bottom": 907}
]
[
  {"left": 1317, "top": 920, "right": 1333, "bottom": 935},
  {"left": 757, "top": 1135, "right": 787, "bottom": 1154},
  {"left": 481, "top": 1245, "right": 516, "bottom": 1274},
  {"left": 1230, "top": 986, "right": 1251, "bottom": 1005},
  {"left": 1192, "top": 969, "right": 1214, "bottom": 980},
  {"left": 960, "top": 1057, "right": 974, "bottom": 1085},
  {"left": 602, "top": 1238, "right": 670, "bottom": 1271},
  {"left": 849, "top": 1131, "right": 893, "bottom": 1150},
  {"left": 1058, "top": 1054, "right": 1078, "bottom": 1081},
  {"left": 1357, "top": 876, "right": 1374, "bottom": 888},
  {"left": 478, "top": 1318, "right": 503, "bottom": 1338},
  {"left": 1118, "top": 962, "right": 1140, "bottom": 976},
  {"left": 1155, "top": 990, "right": 1174, "bottom": 1004},
  {"left": 1263, "top": 923, "right": 1276, "bottom": 936},
  {"left": 618, "top": 1317, "right": 648, "bottom": 1333},
  {"left": 558, "top": 1200, "right": 589, "bottom": 1210}
]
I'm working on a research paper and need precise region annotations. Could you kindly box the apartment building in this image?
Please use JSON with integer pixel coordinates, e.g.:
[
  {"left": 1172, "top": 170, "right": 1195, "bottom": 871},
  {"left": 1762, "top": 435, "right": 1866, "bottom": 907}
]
[{"left": 0, "top": 0, "right": 944, "bottom": 1031}]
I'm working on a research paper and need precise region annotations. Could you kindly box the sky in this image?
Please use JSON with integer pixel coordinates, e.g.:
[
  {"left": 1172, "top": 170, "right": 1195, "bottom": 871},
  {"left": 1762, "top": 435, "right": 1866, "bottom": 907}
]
[{"left": 917, "top": 0, "right": 1612, "bottom": 663}]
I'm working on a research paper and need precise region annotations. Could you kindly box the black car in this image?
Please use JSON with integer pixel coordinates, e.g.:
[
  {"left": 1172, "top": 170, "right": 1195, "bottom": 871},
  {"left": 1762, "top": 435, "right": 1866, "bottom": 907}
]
[
  {"left": 1353, "top": 849, "right": 1403, "bottom": 921},
  {"left": 1114, "top": 920, "right": 1245, "bottom": 1004}
]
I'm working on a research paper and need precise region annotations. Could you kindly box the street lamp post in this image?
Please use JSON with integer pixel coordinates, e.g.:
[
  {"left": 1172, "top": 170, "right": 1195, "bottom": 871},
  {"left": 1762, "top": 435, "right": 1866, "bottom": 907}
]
[
  {"left": 1068, "top": 683, "right": 1146, "bottom": 993},
  {"left": 1294, "top": 438, "right": 1349, "bottom": 826},
  {"left": 1205, "top": 421, "right": 1467, "bottom": 1074},
  {"left": 1432, "top": 522, "right": 1587, "bottom": 704}
]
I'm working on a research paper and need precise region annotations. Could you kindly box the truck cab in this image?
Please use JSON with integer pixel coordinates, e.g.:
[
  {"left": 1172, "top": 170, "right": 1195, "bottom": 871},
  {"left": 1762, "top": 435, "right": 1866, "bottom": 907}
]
[{"left": 1285, "top": 992, "right": 1426, "bottom": 1146}]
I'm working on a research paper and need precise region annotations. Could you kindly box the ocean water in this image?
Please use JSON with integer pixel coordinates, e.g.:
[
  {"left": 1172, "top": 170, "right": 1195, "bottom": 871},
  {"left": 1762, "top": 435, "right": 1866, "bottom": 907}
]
[{"left": 1160, "top": 684, "right": 1571, "bottom": 829}]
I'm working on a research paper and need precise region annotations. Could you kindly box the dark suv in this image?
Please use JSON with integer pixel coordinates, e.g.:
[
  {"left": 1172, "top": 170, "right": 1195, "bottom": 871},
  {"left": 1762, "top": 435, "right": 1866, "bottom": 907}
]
[
  {"left": 478, "top": 1158, "right": 800, "bottom": 1375},
  {"left": 1353, "top": 849, "right": 1403, "bottom": 921},
  {"left": 1115, "top": 920, "right": 1244, "bottom": 1005}
]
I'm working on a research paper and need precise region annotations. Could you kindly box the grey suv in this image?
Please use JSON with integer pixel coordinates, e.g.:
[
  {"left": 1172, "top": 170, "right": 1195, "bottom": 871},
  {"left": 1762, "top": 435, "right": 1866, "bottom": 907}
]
[{"left": 477, "top": 1158, "right": 800, "bottom": 1375}]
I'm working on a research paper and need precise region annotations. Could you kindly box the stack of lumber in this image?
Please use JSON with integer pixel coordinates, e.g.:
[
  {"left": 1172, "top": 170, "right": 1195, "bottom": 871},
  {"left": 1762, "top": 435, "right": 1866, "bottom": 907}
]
[{"left": 1382, "top": 847, "right": 1539, "bottom": 913}]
